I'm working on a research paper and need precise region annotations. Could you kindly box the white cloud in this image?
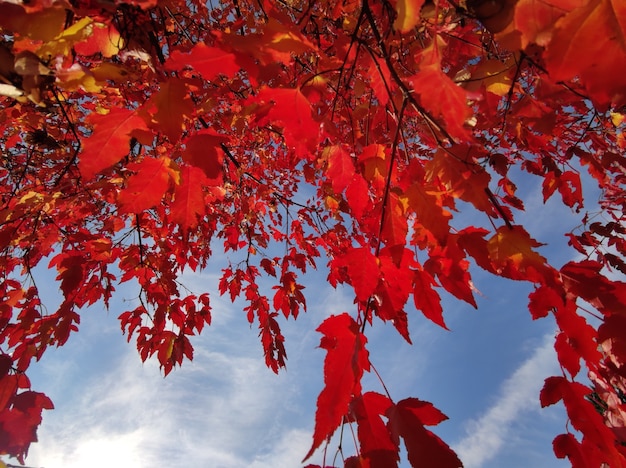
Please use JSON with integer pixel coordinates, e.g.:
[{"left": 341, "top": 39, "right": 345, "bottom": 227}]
[
  {"left": 24, "top": 313, "right": 316, "bottom": 468},
  {"left": 453, "top": 332, "right": 560, "bottom": 467}
]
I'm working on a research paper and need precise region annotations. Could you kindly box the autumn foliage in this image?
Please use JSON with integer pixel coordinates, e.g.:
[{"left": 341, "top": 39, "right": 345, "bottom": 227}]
[{"left": 0, "top": 0, "right": 625, "bottom": 465}]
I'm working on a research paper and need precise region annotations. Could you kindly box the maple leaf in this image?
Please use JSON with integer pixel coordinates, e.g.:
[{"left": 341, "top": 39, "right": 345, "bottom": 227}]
[
  {"left": 387, "top": 398, "right": 462, "bottom": 468},
  {"left": 513, "top": 0, "right": 571, "bottom": 47},
  {"left": 350, "top": 392, "right": 399, "bottom": 466},
  {"left": 409, "top": 68, "right": 471, "bottom": 141},
  {"left": 413, "top": 268, "right": 447, "bottom": 329},
  {"left": 149, "top": 78, "right": 194, "bottom": 143},
  {"left": 325, "top": 145, "right": 355, "bottom": 194},
  {"left": 528, "top": 285, "right": 563, "bottom": 320},
  {"left": 181, "top": 131, "right": 227, "bottom": 182},
  {"left": 73, "top": 21, "right": 123, "bottom": 58},
  {"left": 382, "top": 192, "right": 408, "bottom": 249},
  {"left": 346, "top": 175, "right": 370, "bottom": 221},
  {"left": 555, "top": 332, "right": 581, "bottom": 377},
  {"left": 394, "top": 0, "right": 426, "bottom": 33},
  {"left": 540, "top": 376, "right": 624, "bottom": 465},
  {"left": 485, "top": 225, "right": 553, "bottom": 284},
  {"left": 79, "top": 107, "right": 149, "bottom": 180},
  {"left": 426, "top": 234, "right": 477, "bottom": 308},
  {"left": 305, "top": 313, "right": 369, "bottom": 461},
  {"left": 170, "top": 165, "right": 210, "bottom": 231},
  {"left": 425, "top": 148, "right": 494, "bottom": 215},
  {"left": 598, "top": 314, "right": 626, "bottom": 372},
  {"left": 332, "top": 247, "right": 379, "bottom": 303},
  {"left": 560, "top": 260, "right": 626, "bottom": 315},
  {"left": 405, "top": 181, "right": 451, "bottom": 246},
  {"left": 255, "top": 86, "right": 320, "bottom": 154},
  {"left": 118, "top": 157, "right": 173, "bottom": 213},
  {"left": 49, "top": 253, "right": 85, "bottom": 299},
  {"left": 165, "top": 43, "right": 240, "bottom": 80},
  {"left": 544, "top": 0, "right": 626, "bottom": 107}
]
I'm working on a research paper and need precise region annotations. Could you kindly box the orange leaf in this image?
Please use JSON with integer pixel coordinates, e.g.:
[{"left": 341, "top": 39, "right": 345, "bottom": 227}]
[
  {"left": 405, "top": 182, "right": 451, "bottom": 246},
  {"left": 486, "top": 225, "right": 552, "bottom": 283},
  {"left": 118, "top": 157, "right": 172, "bottom": 213},
  {"left": 425, "top": 148, "right": 494, "bottom": 215},
  {"left": 544, "top": 0, "right": 626, "bottom": 107},
  {"left": 150, "top": 78, "right": 193, "bottom": 143},
  {"left": 74, "top": 22, "right": 123, "bottom": 58},
  {"left": 79, "top": 107, "right": 148, "bottom": 179}
]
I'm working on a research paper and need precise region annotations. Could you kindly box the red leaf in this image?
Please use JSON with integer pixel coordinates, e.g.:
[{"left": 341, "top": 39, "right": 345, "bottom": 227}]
[
  {"left": 552, "top": 300, "right": 602, "bottom": 372},
  {"left": 346, "top": 175, "right": 370, "bottom": 220},
  {"left": 413, "top": 268, "right": 446, "bottom": 329},
  {"left": 426, "top": 148, "right": 493, "bottom": 215},
  {"left": 410, "top": 68, "right": 470, "bottom": 141},
  {"left": 552, "top": 433, "right": 592, "bottom": 468},
  {"left": 425, "top": 235, "right": 477, "bottom": 308},
  {"left": 182, "top": 131, "right": 227, "bottom": 182},
  {"left": 350, "top": 392, "right": 399, "bottom": 467},
  {"left": 256, "top": 87, "right": 320, "bottom": 154},
  {"left": 382, "top": 192, "right": 408, "bottom": 248},
  {"left": 50, "top": 254, "right": 85, "bottom": 298},
  {"left": 74, "top": 22, "right": 122, "bottom": 58},
  {"left": 378, "top": 250, "right": 413, "bottom": 312},
  {"left": 171, "top": 165, "right": 210, "bottom": 230},
  {"left": 544, "top": 0, "right": 626, "bottom": 107},
  {"left": 387, "top": 398, "right": 461, "bottom": 468},
  {"left": 598, "top": 314, "right": 626, "bottom": 371},
  {"left": 118, "top": 157, "right": 172, "bottom": 213},
  {"left": 304, "top": 313, "right": 369, "bottom": 461},
  {"left": 528, "top": 285, "right": 563, "bottom": 320},
  {"left": 326, "top": 146, "right": 355, "bottom": 194},
  {"left": 79, "top": 107, "right": 149, "bottom": 179},
  {"left": 554, "top": 332, "right": 581, "bottom": 378},
  {"left": 165, "top": 43, "right": 240, "bottom": 80},
  {"left": 540, "top": 376, "right": 621, "bottom": 464},
  {"left": 556, "top": 171, "right": 583, "bottom": 210},
  {"left": 0, "top": 375, "right": 18, "bottom": 411},
  {"left": 333, "top": 247, "right": 379, "bottom": 302},
  {"left": 561, "top": 260, "right": 626, "bottom": 315}
]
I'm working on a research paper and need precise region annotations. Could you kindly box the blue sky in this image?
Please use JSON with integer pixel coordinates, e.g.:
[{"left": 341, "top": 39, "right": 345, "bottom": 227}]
[{"left": 9, "top": 171, "right": 588, "bottom": 468}]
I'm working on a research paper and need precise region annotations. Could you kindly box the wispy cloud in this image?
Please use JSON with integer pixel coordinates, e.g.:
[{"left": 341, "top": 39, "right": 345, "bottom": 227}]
[
  {"left": 452, "top": 332, "right": 560, "bottom": 467},
  {"left": 25, "top": 311, "right": 317, "bottom": 468}
]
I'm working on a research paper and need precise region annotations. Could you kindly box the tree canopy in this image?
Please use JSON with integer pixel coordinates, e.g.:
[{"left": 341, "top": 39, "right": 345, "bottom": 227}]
[{"left": 0, "top": 0, "right": 625, "bottom": 466}]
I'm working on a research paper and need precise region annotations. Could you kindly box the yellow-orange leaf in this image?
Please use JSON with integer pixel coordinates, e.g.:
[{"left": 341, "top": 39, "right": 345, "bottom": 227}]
[
  {"left": 394, "top": 0, "right": 425, "bottom": 33},
  {"left": 487, "top": 226, "right": 552, "bottom": 283}
]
